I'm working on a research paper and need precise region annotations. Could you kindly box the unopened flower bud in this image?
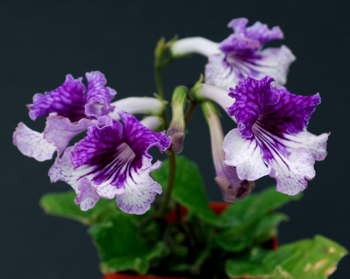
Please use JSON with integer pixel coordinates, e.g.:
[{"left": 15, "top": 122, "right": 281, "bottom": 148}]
[
  {"left": 202, "top": 101, "right": 253, "bottom": 202},
  {"left": 167, "top": 86, "right": 188, "bottom": 153}
]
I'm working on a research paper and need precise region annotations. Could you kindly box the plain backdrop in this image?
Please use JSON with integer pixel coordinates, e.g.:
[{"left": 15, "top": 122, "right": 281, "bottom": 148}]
[{"left": 1, "top": 0, "right": 349, "bottom": 278}]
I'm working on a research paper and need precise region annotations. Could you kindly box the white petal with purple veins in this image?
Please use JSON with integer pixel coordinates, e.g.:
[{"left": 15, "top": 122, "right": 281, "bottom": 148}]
[
  {"left": 285, "top": 130, "right": 329, "bottom": 161},
  {"left": 95, "top": 181, "right": 125, "bottom": 199},
  {"left": 116, "top": 159, "right": 162, "bottom": 215},
  {"left": 13, "top": 122, "right": 56, "bottom": 161},
  {"left": 49, "top": 148, "right": 101, "bottom": 210},
  {"left": 256, "top": 46, "right": 295, "bottom": 85},
  {"left": 269, "top": 130, "right": 329, "bottom": 195},
  {"left": 223, "top": 128, "right": 270, "bottom": 181},
  {"left": 205, "top": 54, "right": 239, "bottom": 90}
]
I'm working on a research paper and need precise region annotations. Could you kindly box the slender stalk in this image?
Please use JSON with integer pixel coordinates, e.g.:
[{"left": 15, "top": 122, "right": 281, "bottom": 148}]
[
  {"left": 185, "top": 99, "right": 197, "bottom": 124},
  {"left": 154, "top": 65, "right": 165, "bottom": 100},
  {"left": 159, "top": 148, "right": 177, "bottom": 215},
  {"left": 154, "top": 64, "right": 169, "bottom": 127}
]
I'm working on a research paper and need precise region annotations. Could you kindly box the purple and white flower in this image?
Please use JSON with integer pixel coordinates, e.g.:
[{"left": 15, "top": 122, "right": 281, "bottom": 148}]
[
  {"left": 13, "top": 71, "right": 117, "bottom": 160},
  {"left": 171, "top": 18, "right": 295, "bottom": 90},
  {"left": 50, "top": 112, "right": 171, "bottom": 214},
  {"left": 13, "top": 72, "right": 165, "bottom": 162},
  {"left": 222, "top": 77, "right": 328, "bottom": 195}
]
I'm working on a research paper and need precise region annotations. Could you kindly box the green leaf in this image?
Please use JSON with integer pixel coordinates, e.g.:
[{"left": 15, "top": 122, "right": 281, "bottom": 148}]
[
  {"left": 89, "top": 212, "right": 168, "bottom": 274},
  {"left": 215, "top": 213, "right": 288, "bottom": 252},
  {"left": 226, "top": 235, "right": 348, "bottom": 279},
  {"left": 214, "top": 188, "right": 301, "bottom": 252},
  {"left": 101, "top": 242, "right": 167, "bottom": 274},
  {"left": 152, "top": 156, "right": 230, "bottom": 227},
  {"left": 40, "top": 191, "right": 118, "bottom": 225},
  {"left": 220, "top": 187, "right": 302, "bottom": 226}
]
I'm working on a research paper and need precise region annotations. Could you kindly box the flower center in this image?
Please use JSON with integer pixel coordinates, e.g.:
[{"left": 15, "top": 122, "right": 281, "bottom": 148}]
[
  {"left": 252, "top": 121, "right": 288, "bottom": 166},
  {"left": 88, "top": 142, "right": 137, "bottom": 187}
]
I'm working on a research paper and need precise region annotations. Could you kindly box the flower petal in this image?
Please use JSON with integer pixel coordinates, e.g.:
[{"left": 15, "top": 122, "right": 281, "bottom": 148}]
[
  {"left": 255, "top": 46, "right": 295, "bottom": 85},
  {"left": 245, "top": 21, "right": 284, "bottom": 44},
  {"left": 120, "top": 112, "right": 171, "bottom": 155},
  {"left": 205, "top": 54, "right": 240, "bottom": 90},
  {"left": 85, "top": 71, "right": 116, "bottom": 118},
  {"left": 13, "top": 122, "right": 56, "bottom": 161},
  {"left": 223, "top": 128, "right": 270, "bottom": 181},
  {"left": 75, "top": 178, "right": 100, "bottom": 211},
  {"left": 115, "top": 159, "right": 162, "bottom": 214},
  {"left": 269, "top": 130, "right": 329, "bottom": 195},
  {"left": 285, "top": 130, "right": 329, "bottom": 161},
  {"left": 44, "top": 115, "right": 92, "bottom": 154},
  {"left": 28, "top": 74, "right": 86, "bottom": 122},
  {"left": 49, "top": 147, "right": 82, "bottom": 186},
  {"left": 270, "top": 149, "right": 315, "bottom": 196},
  {"left": 49, "top": 148, "right": 100, "bottom": 210}
]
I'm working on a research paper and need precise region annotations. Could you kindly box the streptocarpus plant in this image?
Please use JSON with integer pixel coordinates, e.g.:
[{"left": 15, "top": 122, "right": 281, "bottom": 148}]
[{"left": 14, "top": 18, "right": 347, "bottom": 278}]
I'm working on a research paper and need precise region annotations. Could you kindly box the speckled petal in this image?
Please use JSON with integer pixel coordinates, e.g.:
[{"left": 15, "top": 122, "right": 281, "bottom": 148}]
[
  {"left": 116, "top": 159, "right": 162, "bottom": 214},
  {"left": 13, "top": 122, "right": 56, "bottom": 161},
  {"left": 269, "top": 130, "right": 329, "bottom": 195},
  {"left": 223, "top": 128, "right": 270, "bottom": 181},
  {"left": 49, "top": 148, "right": 100, "bottom": 211}
]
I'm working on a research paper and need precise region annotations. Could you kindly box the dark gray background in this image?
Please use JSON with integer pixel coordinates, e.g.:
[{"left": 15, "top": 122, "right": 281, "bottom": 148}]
[{"left": 2, "top": 0, "right": 349, "bottom": 278}]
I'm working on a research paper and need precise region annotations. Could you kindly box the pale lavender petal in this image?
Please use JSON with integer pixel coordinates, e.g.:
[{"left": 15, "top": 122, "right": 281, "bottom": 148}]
[
  {"left": 13, "top": 122, "right": 56, "bottom": 162},
  {"left": 223, "top": 128, "right": 270, "bottom": 181},
  {"left": 227, "top": 18, "right": 249, "bottom": 33},
  {"left": 116, "top": 159, "right": 162, "bottom": 215},
  {"left": 75, "top": 178, "right": 100, "bottom": 211},
  {"left": 245, "top": 21, "right": 284, "bottom": 44},
  {"left": 43, "top": 115, "right": 93, "bottom": 154},
  {"left": 85, "top": 71, "right": 116, "bottom": 118}
]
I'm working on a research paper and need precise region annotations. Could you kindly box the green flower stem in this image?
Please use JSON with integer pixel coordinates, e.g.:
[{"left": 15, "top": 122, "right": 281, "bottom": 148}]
[
  {"left": 185, "top": 99, "right": 197, "bottom": 124},
  {"left": 159, "top": 148, "right": 177, "bottom": 216},
  {"left": 154, "top": 65, "right": 168, "bottom": 127}
]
